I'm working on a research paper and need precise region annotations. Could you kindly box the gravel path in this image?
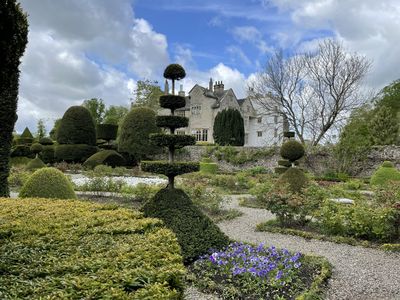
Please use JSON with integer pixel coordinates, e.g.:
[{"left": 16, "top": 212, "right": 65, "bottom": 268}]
[{"left": 216, "top": 195, "right": 400, "bottom": 300}]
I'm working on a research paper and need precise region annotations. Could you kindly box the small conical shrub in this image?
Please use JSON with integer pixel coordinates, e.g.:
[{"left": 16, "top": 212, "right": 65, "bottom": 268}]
[
  {"left": 370, "top": 161, "right": 400, "bottom": 186},
  {"left": 277, "top": 167, "right": 309, "bottom": 193},
  {"left": 26, "top": 156, "right": 46, "bottom": 171}
]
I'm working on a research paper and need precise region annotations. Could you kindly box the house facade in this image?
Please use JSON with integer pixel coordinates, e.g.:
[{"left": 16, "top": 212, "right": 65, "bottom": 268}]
[{"left": 162, "top": 79, "right": 285, "bottom": 147}]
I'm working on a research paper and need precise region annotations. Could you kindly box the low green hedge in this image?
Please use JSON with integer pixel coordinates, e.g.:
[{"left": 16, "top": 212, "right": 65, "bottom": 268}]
[
  {"left": 83, "top": 150, "right": 126, "bottom": 169},
  {"left": 55, "top": 144, "right": 98, "bottom": 163},
  {"left": 150, "top": 133, "right": 196, "bottom": 149},
  {"left": 200, "top": 162, "right": 218, "bottom": 174},
  {"left": 10, "top": 145, "right": 33, "bottom": 158},
  {"left": 142, "top": 188, "right": 230, "bottom": 264},
  {"left": 141, "top": 161, "right": 199, "bottom": 177},
  {"left": 0, "top": 198, "right": 185, "bottom": 299}
]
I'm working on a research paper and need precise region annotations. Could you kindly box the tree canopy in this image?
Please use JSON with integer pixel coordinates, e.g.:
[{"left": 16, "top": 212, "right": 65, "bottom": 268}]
[
  {"left": 213, "top": 108, "right": 245, "bottom": 146},
  {"left": 82, "top": 98, "right": 105, "bottom": 124},
  {"left": 132, "top": 80, "right": 164, "bottom": 111}
]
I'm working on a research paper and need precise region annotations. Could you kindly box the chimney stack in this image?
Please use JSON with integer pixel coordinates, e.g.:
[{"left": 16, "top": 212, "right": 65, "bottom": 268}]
[
  {"left": 213, "top": 80, "right": 224, "bottom": 94},
  {"left": 178, "top": 84, "right": 185, "bottom": 97},
  {"left": 164, "top": 79, "right": 169, "bottom": 94},
  {"left": 209, "top": 78, "right": 213, "bottom": 91}
]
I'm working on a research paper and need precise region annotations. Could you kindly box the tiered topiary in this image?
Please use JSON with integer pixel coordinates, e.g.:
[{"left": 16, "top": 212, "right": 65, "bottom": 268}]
[
  {"left": 19, "top": 167, "right": 76, "bottom": 199},
  {"left": 16, "top": 127, "right": 34, "bottom": 145},
  {"left": 275, "top": 132, "right": 308, "bottom": 193},
  {"left": 370, "top": 161, "right": 400, "bottom": 186},
  {"left": 39, "top": 137, "right": 55, "bottom": 163},
  {"left": 55, "top": 106, "right": 98, "bottom": 162},
  {"left": 141, "top": 64, "right": 229, "bottom": 264},
  {"left": 10, "top": 127, "right": 35, "bottom": 159},
  {"left": 83, "top": 150, "right": 126, "bottom": 169}
]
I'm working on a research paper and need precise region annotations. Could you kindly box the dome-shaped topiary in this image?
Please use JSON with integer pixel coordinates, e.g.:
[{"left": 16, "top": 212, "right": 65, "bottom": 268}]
[
  {"left": 26, "top": 156, "right": 46, "bottom": 171},
  {"left": 19, "top": 167, "right": 76, "bottom": 199},
  {"left": 277, "top": 167, "right": 309, "bottom": 193},
  {"left": 30, "top": 143, "right": 43, "bottom": 154},
  {"left": 39, "top": 137, "right": 54, "bottom": 145},
  {"left": 142, "top": 188, "right": 229, "bottom": 264},
  {"left": 163, "top": 64, "right": 186, "bottom": 81},
  {"left": 370, "top": 163, "right": 400, "bottom": 186},
  {"left": 83, "top": 150, "right": 126, "bottom": 169},
  {"left": 381, "top": 161, "right": 395, "bottom": 168},
  {"left": 57, "top": 106, "right": 96, "bottom": 145},
  {"left": 280, "top": 140, "right": 305, "bottom": 162}
]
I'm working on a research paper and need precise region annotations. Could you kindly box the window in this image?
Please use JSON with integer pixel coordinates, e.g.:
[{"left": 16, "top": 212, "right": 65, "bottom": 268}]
[
  {"left": 193, "top": 129, "right": 208, "bottom": 141},
  {"left": 257, "top": 131, "right": 262, "bottom": 137},
  {"left": 274, "top": 115, "right": 278, "bottom": 124},
  {"left": 191, "top": 105, "right": 201, "bottom": 115},
  {"left": 274, "top": 128, "right": 278, "bottom": 138},
  {"left": 257, "top": 117, "right": 262, "bottom": 123},
  {"left": 245, "top": 133, "right": 249, "bottom": 144},
  {"left": 202, "top": 129, "right": 208, "bottom": 141},
  {"left": 176, "top": 110, "right": 185, "bottom": 117},
  {"left": 194, "top": 129, "right": 202, "bottom": 141},
  {"left": 176, "top": 130, "right": 186, "bottom": 135}
]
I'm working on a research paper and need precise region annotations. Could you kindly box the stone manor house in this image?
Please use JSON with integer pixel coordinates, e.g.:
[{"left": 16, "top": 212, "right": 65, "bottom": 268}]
[{"left": 162, "top": 79, "right": 285, "bottom": 147}]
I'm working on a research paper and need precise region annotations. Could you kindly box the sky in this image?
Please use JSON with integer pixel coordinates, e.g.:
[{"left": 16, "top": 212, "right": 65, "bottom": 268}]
[{"left": 15, "top": 0, "right": 400, "bottom": 133}]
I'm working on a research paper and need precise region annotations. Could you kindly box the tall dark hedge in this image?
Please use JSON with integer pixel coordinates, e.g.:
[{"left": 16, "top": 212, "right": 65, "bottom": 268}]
[
  {"left": 213, "top": 108, "right": 244, "bottom": 146},
  {"left": 0, "top": 0, "right": 28, "bottom": 197},
  {"left": 57, "top": 106, "right": 96, "bottom": 145},
  {"left": 118, "top": 107, "right": 160, "bottom": 161}
]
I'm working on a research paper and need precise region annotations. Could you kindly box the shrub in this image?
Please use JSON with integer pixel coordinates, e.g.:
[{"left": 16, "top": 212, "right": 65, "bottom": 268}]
[
  {"left": 280, "top": 140, "right": 305, "bottom": 162},
  {"left": 163, "top": 63, "right": 186, "bottom": 80},
  {"left": 213, "top": 108, "right": 245, "bottom": 146},
  {"left": 277, "top": 167, "right": 309, "bottom": 193},
  {"left": 55, "top": 144, "right": 98, "bottom": 163},
  {"left": 7, "top": 166, "right": 30, "bottom": 188},
  {"left": 141, "top": 161, "right": 199, "bottom": 177},
  {"left": 382, "top": 161, "right": 395, "bottom": 168},
  {"left": 26, "top": 156, "right": 46, "bottom": 171},
  {"left": 30, "top": 142, "right": 43, "bottom": 154},
  {"left": 10, "top": 145, "right": 32, "bottom": 158},
  {"left": 274, "top": 166, "right": 288, "bottom": 175},
  {"left": 19, "top": 167, "right": 76, "bottom": 199},
  {"left": 0, "top": 198, "right": 185, "bottom": 299},
  {"left": 57, "top": 106, "right": 96, "bottom": 145},
  {"left": 14, "top": 137, "right": 33, "bottom": 145},
  {"left": 150, "top": 133, "right": 196, "bottom": 148},
  {"left": 83, "top": 150, "right": 126, "bottom": 169},
  {"left": 278, "top": 159, "right": 292, "bottom": 167},
  {"left": 40, "top": 145, "right": 55, "bottom": 164},
  {"left": 142, "top": 188, "right": 230, "bottom": 264},
  {"left": 118, "top": 107, "right": 161, "bottom": 161},
  {"left": 159, "top": 95, "right": 186, "bottom": 111},
  {"left": 200, "top": 162, "right": 218, "bottom": 174},
  {"left": 96, "top": 123, "right": 118, "bottom": 141},
  {"left": 9, "top": 156, "right": 32, "bottom": 166},
  {"left": 39, "top": 137, "right": 53, "bottom": 145},
  {"left": 156, "top": 115, "right": 188, "bottom": 130},
  {"left": 20, "top": 127, "right": 33, "bottom": 139},
  {"left": 370, "top": 162, "right": 400, "bottom": 186}
]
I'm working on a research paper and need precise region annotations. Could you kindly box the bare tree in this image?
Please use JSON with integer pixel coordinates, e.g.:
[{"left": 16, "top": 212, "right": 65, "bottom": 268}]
[{"left": 249, "top": 39, "right": 371, "bottom": 145}]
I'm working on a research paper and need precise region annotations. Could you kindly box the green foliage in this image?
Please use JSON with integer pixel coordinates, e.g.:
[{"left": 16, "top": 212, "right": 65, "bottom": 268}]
[
  {"left": 213, "top": 108, "right": 245, "bottom": 146},
  {"left": 75, "top": 176, "right": 126, "bottom": 196},
  {"left": 26, "top": 156, "right": 46, "bottom": 171},
  {"left": 10, "top": 145, "right": 32, "bottom": 158},
  {"left": 55, "top": 144, "right": 98, "bottom": 163},
  {"left": 274, "top": 166, "right": 288, "bottom": 175},
  {"left": 156, "top": 115, "right": 188, "bottom": 131},
  {"left": 211, "top": 145, "right": 275, "bottom": 165},
  {"left": 159, "top": 95, "right": 186, "bottom": 111},
  {"left": 141, "top": 161, "right": 199, "bottom": 177},
  {"left": 49, "top": 118, "right": 61, "bottom": 140},
  {"left": 19, "top": 167, "right": 76, "bottom": 199},
  {"left": 163, "top": 64, "right": 186, "bottom": 81},
  {"left": 375, "top": 79, "right": 400, "bottom": 115},
  {"left": 30, "top": 143, "right": 42, "bottom": 154},
  {"left": 96, "top": 123, "right": 118, "bottom": 141},
  {"left": 132, "top": 79, "right": 164, "bottom": 111},
  {"left": 39, "top": 137, "right": 53, "bottom": 145},
  {"left": 150, "top": 133, "right": 196, "bottom": 149},
  {"left": 200, "top": 162, "right": 218, "bottom": 174},
  {"left": 0, "top": 198, "right": 185, "bottom": 299},
  {"left": 35, "top": 119, "right": 46, "bottom": 139},
  {"left": 14, "top": 137, "right": 33, "bottom": 145},
  {"left": 83, "top": 150, "right": 126, "bottom": 169},
  {"left": 9, "top": 156, "right": 32, "bottom": 167},
  {"left": 283, "top": 131, "right": 295, "bottom": 138},
  {"left": 370, "top": 162, "right": 400, "bottom": 186},
  {"left": 370, "top": 106, "right": 399, "bottom": 145},
  {"left": 118, "top": 107, "right": 161, "bottom": 161},
  {"left": 142, "top": 188, "right": 230, "bottom": 264},
  {"left": 277, "top": 167, "right": 309, "bottom": 193},
  {"left": 57, "top": 106, "right": 97, "bottom": 145},
  {"left": 39, "top": 145, "right": 55, "bottom": 164},
  {"left": 82, "top": 98, "right": 105, "bottom": 124},
  {"left": 7, "top": 166, "right": 30, "bottom": 188},
  {"left": 278, "top": 159, "right": 292, "bottom": 167},
  {"left": 0, "top": 0, "right": 28, "bottom": 197},
  {"left": 280, "top": 140, "right": 305, "bottom": 162},
  {"left": 20, "top": 127, "right": 33, "bottom": 139},
  {"left": 382, "top": 161, "right": 395, "bottom": 168},
  {"left": 103, "top": 105, "right": 129, "bottom": 126}
]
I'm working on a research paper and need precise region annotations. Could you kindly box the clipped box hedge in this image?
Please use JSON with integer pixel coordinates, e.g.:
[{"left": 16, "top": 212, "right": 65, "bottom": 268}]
[
  {"left": 159, "top": 95, "right": 186, "bottom": 110},
  {"left": 150, "top": 133, "right": 196, "bottom": 149},
  {"left": 55, "top": 144, "right": 98, "bottom": 163},
  {"left": 0, "top": 198, "right": 185, "bottom": 299},
  {"left": 141, "top": 161, "right": 199, "bottom": 177},
  {"left": 156, "top": 115, "right": 188, "bottom": 130}
]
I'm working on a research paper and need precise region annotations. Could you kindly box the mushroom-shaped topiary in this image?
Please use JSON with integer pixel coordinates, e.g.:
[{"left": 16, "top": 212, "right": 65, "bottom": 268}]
[
  {"left": 30, "top": 143, "right": 43, "bottom": 155},
  {"left": 19, "top": 167, "right": 76, "bottom": 199},
  {"left": 280, "top": 140, "right": 305, "bottom": 163},
  {"left": 163, "top": 63, "right": 186, "bottom": 94}
]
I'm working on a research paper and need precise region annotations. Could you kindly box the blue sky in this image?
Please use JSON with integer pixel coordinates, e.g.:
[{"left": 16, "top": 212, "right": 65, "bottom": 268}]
[{"left": 15, "top": 0, "right": 400, "bottom": 133}]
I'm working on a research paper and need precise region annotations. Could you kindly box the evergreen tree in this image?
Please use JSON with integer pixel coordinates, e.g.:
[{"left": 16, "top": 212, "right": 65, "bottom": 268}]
[
  {"left": 36, "top": 119, "right": 47, "bottom": 140},
  {"left": 370, "top": 106, "right": 399, "bottom": 145},
  {"left": 0, "top": 0, "right": 28, "bottom": 196},
  {"left": 82, "top": 98, "right": 105, "bottom": 124},
  {"left": 213, "top": 108, "right": 244, "bottom": 146}
]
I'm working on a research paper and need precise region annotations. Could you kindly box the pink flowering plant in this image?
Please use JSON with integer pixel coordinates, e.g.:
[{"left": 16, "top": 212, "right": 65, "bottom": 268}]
[{"left": 189, "top": 242, "right": 307, "bottom": 299}]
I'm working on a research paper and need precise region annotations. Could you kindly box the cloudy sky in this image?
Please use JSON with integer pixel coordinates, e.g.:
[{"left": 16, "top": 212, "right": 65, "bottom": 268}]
[{"left": 16, "top": 0, "right": 400, "bottom": 133}]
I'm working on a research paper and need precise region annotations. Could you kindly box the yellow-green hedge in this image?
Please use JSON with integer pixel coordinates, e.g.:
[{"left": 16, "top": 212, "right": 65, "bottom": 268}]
[{"left": 0, "top": 198, "right": 185, "bottom": 299}]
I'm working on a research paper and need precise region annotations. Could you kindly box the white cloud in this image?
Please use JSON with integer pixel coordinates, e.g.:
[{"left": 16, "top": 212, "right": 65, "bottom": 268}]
[
  {"left": 232, "top": 26, "right": 273, "bottom": 54},
  {"left": 226, "top": 46, "right": 252, "bottom": 66}
]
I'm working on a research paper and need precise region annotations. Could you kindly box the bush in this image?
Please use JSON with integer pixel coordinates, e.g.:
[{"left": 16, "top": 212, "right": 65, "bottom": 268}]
[
  {"left": 382, "top": 161, "right": 395, "bottom": 168},
  {"left": 83, "top": 150, "right": 126, "bottom": 169},
  {"left": 26, "top": 156, "right": 46, "bottom": 171},
  {"left": 277, "top": 167, "right": 309, "bottom": 193},
  {"left": 30, "top": 143, "right": 42, "bottom": 154},
  {"left": 39, "top": 137, "right": 53, "bottom": 145},
  {"left": 274, "top": 166, "right": 288, "bottom": 175},
  {"left": 118, "top": 107, "right": 160, "bottom": 161},
  {"left": 55, "top": 144, "right": 98, "bottom": 163},
  {"left": 142, "top": 188, "right": 230, "bottom": 264},
  {"left": 213, "top": 108, "right": 245, "bottom": 146},
  {"left": 0, "top": 198, "right": 185, "bottom": 299},
  {"left": 163, "top": 63, "right": 186, "bottom": 80},
  {"left": 278, "top": 159, "right": 292, "bottom": 167},
  {"left": 19, "top": 167, "right": 76, "bottom": 199},
  {"left": 280, "top": 140, "right": 305, "bottom": 162},
  {"left": 57, "top": 106, "right": 96, "bottom": 145},
  {"left": 10, "top": 145, "right": 32, "bottom": 158},
  {"left": 150, "top": 133, "right": 196, "bottom": 149},
  {"left": 9, "top": 157, "right": 32, "bottom": 166},
  {"left": 20, "top": 127, "right": 33, "bottom": 139},
  {"left": 7, "top": 167, "right": 30, "bottom": 188},
  {"left": 15, "top": 137, "right": 33, "bottom": 145},
  {"left": 141, "top": 161, "right": 199, "bottom": 177},
  {"left": 159, "top": 95, "right": 186, "bottom": 111},
  {"left": 200, "top": 162, "right": 218, "bottom": 174},
  {"left": 39, "top": 145, "right": 55, "bottom": 164},
  {"left": 156, "top": 115, "right": 188, "bottom": 131},
  {"left": 96, "top": 123, "right": 118, "bottom": 141},
  {"left": 370, "top": 162, "right": 400, "bottom": 186}
]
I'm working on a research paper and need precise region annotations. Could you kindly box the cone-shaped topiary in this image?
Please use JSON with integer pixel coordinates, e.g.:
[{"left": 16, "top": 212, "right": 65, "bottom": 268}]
[
  {"left": 16, "top": 127, "right": 34, "bottom": 145},
  {"left": 370, "top": 161, "right": 400, "bottom": 186},
  {"left": 19, "top": 167, "right": 76, "bottom": 199},
  {"left": 142, "top": 188, "right": 229, "bottom": 264},
  {"left": 26, "top": 155, "right": 46, "bottom": 171},
  {"left": 277, "top": 167, "right": 309, "bottom": 193},
  {"left": 20, "top": 127, "right": 33, "bottom": 139},
  {"left": 57, "top": 106, "right": 96, "bottom": 145},
  {"left": 280, "top": 140, "right": 305, "bottom": 162}
]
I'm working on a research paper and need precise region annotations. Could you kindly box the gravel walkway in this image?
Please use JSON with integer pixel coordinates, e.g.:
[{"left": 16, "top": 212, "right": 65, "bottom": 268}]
[{"left": 216, "top": 195, "right": 400, "bottom": 300}]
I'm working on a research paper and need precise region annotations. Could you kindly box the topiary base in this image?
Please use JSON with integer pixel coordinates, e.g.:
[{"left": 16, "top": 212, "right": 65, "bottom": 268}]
[
  {"left": 142, "top": 188, "right": 230, "bottom": 264},
  {"left": 277, "top": 167, "right": 309, "bottom": 193}
]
